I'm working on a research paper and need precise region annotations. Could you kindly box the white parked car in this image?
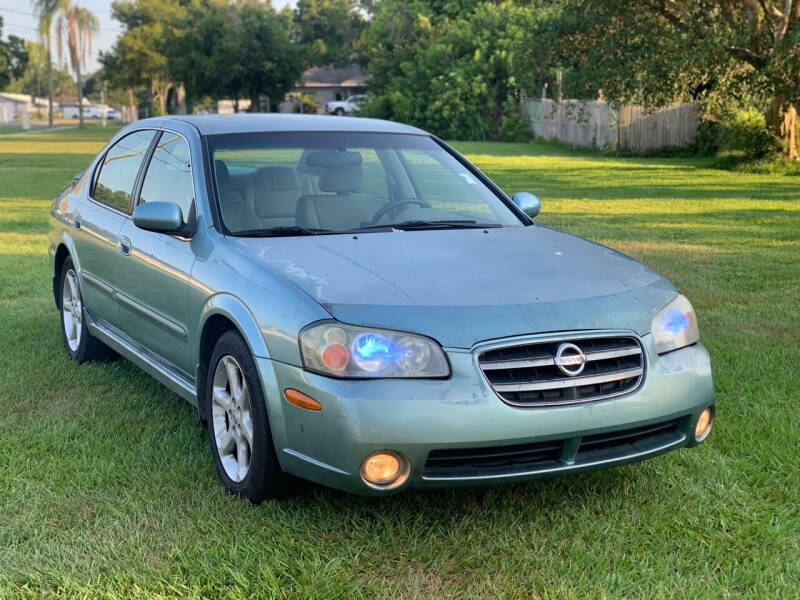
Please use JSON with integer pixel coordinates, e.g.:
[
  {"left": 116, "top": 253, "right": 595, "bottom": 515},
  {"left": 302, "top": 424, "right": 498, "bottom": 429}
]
[
  {"left": 326, "top": 95, "right": 366, "bottom": 116},
  {"left": 62, "top": 105, "right": 119, "bottom": 120}
]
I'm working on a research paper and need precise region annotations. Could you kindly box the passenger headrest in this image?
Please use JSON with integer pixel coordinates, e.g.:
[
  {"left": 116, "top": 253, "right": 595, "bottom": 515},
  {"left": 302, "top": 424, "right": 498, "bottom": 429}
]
[
  {"left": 256, "top": 167, "right": 299, "bottom": 191},
  {"left": 215, "top": 160, "right": 229, "bottom": 186},
  {"left": 306, "top": 150, "right": 362, "bottom": 169},
  {"left": 319, "top": 163, "right": 363, "bottom": 193}
]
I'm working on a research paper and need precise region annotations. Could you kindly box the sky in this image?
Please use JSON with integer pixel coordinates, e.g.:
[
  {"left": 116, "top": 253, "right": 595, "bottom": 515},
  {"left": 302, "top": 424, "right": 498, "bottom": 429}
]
[{"left": 1, "top": 0, "right": 297, "bottom": 76}]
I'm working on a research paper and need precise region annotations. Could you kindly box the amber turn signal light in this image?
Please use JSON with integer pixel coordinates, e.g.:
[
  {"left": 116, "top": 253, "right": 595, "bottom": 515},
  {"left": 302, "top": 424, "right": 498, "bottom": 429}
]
[{"left": 284, "top": 388, "right": 322, "bottom": 411}]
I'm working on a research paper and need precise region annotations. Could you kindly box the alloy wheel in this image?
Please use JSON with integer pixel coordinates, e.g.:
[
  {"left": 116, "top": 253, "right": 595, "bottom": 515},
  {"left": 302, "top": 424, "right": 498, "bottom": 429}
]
[
  {"left": 62, "top": 269, "right": 82, "bottom": 352},
  {"left": 211, "top": 355, "right": 254, "bottom": 482}
]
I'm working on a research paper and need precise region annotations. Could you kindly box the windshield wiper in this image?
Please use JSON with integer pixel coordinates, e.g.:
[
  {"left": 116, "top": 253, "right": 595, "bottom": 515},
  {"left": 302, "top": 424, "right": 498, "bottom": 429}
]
[
  {"left": 235, "top": 226, "right": 331, "bottom": 237},
  {"left": 380, "top": 219, "right": 503, "bottom": 231}
]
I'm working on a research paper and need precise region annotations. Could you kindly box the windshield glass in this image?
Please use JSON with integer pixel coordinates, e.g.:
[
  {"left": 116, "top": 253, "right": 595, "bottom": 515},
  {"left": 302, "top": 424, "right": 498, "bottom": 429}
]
[{"left": 206, "top": 132, "right": 522, "bottom": 235}]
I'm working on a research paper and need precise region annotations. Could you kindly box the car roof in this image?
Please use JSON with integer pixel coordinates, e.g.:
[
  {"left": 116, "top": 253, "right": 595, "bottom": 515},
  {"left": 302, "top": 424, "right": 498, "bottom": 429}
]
[{"left": 139, "top": 114, "right": 428, "bottom": 136}]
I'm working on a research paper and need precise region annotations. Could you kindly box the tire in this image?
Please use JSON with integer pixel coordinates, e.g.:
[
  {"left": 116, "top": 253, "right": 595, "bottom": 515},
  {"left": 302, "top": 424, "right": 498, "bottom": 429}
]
[
  {"left": 205, "top": 330, "right": 295, "bottom": 502},
  {"left": 334, "top": 108, "right": 345, "bottom": 116},
  {"left": 59, "top": 257, "right": 115, "bottom": 363}
]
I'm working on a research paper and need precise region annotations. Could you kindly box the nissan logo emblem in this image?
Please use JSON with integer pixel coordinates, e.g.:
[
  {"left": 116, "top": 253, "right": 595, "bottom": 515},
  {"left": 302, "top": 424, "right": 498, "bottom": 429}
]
[{"left": 554, "top": 342, "right": 587, "bottom": 376}]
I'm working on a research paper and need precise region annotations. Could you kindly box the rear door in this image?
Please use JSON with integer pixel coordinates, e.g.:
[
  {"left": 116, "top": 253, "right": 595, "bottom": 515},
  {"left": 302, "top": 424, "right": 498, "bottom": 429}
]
[
  {"left": 75, "top": 129, "right": 156, "bottom": 328},
  {"left": 114, "top": 130, "right": 198, "bottom": 375}
]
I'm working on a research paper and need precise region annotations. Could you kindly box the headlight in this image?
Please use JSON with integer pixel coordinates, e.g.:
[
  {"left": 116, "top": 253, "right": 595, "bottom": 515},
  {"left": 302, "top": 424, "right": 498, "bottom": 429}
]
[
  {"left": 651, "top": 294, "right": 700, "bottom": 354},
  {"left": 299, "top": 321, "right": 449, "bottom": 378}
]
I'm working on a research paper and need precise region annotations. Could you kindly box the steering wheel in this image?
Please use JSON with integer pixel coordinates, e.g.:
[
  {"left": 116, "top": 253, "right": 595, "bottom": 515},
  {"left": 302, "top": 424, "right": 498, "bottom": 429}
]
[{"left": 369, "top": 199, "right": 430, "bottom": 226}]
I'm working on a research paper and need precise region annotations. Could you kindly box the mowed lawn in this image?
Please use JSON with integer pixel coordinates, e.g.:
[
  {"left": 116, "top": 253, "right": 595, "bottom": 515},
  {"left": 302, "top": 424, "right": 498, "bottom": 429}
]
[{"left": 1, "top": 127, "right": 798, "bottom": 599}]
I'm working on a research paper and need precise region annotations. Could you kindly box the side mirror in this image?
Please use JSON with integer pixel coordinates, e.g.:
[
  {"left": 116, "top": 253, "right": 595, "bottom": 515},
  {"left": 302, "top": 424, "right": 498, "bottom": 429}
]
[
  {"left": 511, "top": 192, "right": 541, "bottom": 218},
  {"left": 133, "top": 201, "right": 183, "bottom": 233}
]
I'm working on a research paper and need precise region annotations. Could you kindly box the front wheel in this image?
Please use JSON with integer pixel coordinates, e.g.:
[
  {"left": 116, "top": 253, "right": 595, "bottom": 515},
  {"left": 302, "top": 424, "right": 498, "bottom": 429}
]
[
  {"left": 205, "top": 330, "right": 295, "bottom": 502},
  {"left": 334, "top": 107, "right": 345, "bottom": 116}
]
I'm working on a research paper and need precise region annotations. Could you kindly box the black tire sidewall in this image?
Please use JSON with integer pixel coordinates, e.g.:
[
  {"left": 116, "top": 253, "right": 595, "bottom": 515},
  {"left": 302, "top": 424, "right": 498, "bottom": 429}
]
[{"left": 205, "top": 330, "right": 286, "bottom": 502}]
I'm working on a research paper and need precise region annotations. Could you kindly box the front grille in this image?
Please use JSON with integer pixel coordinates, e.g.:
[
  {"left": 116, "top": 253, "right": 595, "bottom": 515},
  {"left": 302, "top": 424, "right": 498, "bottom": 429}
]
[
  {"left": 422, "top": 417, "right": 684, "bottom": 479},
  {"left": 479, "top": 335, "right": 644, "bottom": 407}
]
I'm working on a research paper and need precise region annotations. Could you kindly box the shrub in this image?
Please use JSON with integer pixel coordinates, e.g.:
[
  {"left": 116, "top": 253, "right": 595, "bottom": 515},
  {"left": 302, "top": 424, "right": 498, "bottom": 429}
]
[{"left": 718, "top": 109, "right": 779, "bottom": 159}]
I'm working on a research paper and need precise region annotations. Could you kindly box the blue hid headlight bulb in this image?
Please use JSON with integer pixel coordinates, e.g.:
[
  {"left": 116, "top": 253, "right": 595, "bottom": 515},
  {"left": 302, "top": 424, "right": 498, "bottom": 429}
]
[{"left": 352, "top": 333, "right": 405, "bottom": 372}]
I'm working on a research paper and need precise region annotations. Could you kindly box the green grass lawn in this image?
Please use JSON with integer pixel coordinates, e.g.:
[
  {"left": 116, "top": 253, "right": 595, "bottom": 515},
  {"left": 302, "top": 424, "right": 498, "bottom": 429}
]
[{"left": 1, "top": 128, "right": 798, "bottom": 598}]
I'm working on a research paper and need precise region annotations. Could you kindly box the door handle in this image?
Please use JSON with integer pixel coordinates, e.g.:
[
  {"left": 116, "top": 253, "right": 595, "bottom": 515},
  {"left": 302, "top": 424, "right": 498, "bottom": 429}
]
[
  {"left": 118, "top": 236, "right": 131, "bottom": 256},
  {"left": 73, "top": 215, "right": 81, "bottom": 230}
]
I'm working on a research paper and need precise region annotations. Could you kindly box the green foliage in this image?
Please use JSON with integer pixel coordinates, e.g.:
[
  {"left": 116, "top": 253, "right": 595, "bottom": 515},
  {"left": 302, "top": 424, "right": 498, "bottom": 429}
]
[
  {"left": 718, "top": 109, "right": 779, "bottom": 159},
  {"left": 102, "top": 0, "right": 304, "bottom": 114},
  {"left": 293, "top": 0, "right": 365, "bottom": 67},
  {"left": 360, "top": 1, "right": 536, "bottom": 140},
  {"left": 292, "top": 92, "right": 321, "bottom": 114},
  {"left": 0, "top": 17, "right": 30, "bottom": 90}
]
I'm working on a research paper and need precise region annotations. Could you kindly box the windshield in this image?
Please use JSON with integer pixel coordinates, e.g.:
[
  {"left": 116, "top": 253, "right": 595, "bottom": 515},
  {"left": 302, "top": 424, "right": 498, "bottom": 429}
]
[{"left": 206, "top": 132, "right": 522, "bottom": 235}]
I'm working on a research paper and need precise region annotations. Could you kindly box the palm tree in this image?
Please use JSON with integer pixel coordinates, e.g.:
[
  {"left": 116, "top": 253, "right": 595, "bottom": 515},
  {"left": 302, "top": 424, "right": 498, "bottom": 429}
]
[
  {"left": 32, "top": 0, "right": 66, "bottom": 128},
  {"left": 55, "top": 4, "right": 99, "bottom": 128}
]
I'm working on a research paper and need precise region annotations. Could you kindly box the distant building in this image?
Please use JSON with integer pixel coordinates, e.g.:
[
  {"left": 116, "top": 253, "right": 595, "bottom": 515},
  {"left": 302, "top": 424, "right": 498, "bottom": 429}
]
[
  {"left": 0, "top": 93, "right": 48, "bottom": 122},
  {"left": 280, "top": 65, "right": 368, "bottom": 114},
  {"left": 213, "top": 65, "right": 368, "bottom": 115}
]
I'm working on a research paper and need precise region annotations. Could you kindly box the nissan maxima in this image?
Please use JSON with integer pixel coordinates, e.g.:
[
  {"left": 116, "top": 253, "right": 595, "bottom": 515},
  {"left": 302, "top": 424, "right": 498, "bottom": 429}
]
[{"left": 49, "top": 114, "right": 715, "bottom": 501}]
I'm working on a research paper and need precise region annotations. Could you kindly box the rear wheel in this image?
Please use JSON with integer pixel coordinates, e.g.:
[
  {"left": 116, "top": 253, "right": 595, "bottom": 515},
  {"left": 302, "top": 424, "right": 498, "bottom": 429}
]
[
  {"left": 59, "top": 257, "right": 114, "bottom": 363},
  {"left": 205, "top": 330, "right": 294, "bottom": 502}
]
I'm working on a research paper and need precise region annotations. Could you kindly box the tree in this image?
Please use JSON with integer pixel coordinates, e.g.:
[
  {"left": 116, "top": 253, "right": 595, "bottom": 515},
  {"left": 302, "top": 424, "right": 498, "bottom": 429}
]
[
  {"left": 531, "top": 1, "right": 800, "bottom": 157},
  {"left": 294, "top": 0, "right": 365, "bottom": 67},
  {"left": 0, "top": 18, "right": 31, "bottom": 91},
  {"left": 32, "top": 0, "right": 66, "bottom": 127},
  {"left": 359, "top": 0, "right": 532, "bottom": 139},
  {"left": 55, "top": 4, "right": 99, "bottom": 128},
  {"left": 101, "top": 0, "right": 184, "bottom": 116}
]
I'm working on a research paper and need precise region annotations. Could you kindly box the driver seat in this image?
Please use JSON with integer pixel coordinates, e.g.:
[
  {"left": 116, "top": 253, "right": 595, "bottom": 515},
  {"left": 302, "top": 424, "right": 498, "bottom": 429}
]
[{"left": 295, "top": 162, "right": 386, "bottom": 230}]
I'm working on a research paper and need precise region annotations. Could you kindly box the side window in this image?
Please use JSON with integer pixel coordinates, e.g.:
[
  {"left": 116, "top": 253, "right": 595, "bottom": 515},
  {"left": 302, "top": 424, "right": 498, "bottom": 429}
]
[
  {"left": 92, "top": 130, "right": 155, "bottom": 212},
  {"left": 139, "top": 132, "right": 194, "bottom": 222}
]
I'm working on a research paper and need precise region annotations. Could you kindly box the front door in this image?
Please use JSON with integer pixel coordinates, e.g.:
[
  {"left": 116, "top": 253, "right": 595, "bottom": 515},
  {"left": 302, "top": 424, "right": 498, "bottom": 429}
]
[
  {"left": 75, "top": 129, "right": 156, "bottom": 328},
  {"left": 114, "top": 131, "right": 198, "bottom": 376}
]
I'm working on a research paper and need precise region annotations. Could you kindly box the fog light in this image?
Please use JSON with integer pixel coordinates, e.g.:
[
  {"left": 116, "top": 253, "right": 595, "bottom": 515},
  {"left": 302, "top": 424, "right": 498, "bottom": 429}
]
[
  {"left": 695, "top": 407, "right": 714, "bottom": 442},
  {"left": 361, "top": 450, "right": 409, "bottom": 488}
]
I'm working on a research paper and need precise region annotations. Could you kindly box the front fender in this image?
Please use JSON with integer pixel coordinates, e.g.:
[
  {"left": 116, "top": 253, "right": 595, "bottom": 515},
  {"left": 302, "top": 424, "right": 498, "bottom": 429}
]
[{"left": 196, "top": 293, "right": 271, "bottom": 365}]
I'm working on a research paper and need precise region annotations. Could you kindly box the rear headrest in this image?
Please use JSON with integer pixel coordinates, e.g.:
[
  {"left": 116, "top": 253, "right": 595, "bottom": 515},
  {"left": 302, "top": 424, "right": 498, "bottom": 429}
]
[
  {"left": 256, "top": 167, "right": 299, "bottom": 191},
  {"left": 306, "top": 150, "right": 362, "bottom": 169},
  {"left": 319, "top": 164, "right": 363, "bottom": 193},
  {"left": 215, "top": 160, "right": 229, "bottom": 186}
]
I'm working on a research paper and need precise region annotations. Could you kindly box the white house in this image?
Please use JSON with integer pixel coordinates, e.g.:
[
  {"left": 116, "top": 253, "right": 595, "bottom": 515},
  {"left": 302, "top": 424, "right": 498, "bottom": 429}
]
[{"left": 0, "top": 93, "right": 48, "bottom": 123}]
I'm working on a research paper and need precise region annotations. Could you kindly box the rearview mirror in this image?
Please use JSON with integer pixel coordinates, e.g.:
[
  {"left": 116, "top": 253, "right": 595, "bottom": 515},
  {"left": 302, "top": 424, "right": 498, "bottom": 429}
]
[
  {"left": 133, "top": 201, "right": 183, "bottom": 233},
  {"left": 511, "top": 192, "right": 541, "bottom": 218}
]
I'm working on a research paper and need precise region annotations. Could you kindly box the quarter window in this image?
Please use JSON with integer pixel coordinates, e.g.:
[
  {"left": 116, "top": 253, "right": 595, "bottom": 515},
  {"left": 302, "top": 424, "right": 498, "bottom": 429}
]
[
  {"left": 92, "top": 130, "right": 155, "bottom": 212},
  {"left": 139, "top": 132, "right": 194, "bottom": 222}
]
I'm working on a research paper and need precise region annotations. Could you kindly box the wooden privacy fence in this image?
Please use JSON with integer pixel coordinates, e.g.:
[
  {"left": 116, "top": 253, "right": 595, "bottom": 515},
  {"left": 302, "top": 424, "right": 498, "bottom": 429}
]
[{"left": 524, "top": 99, "right": 699, "bottom": 153}]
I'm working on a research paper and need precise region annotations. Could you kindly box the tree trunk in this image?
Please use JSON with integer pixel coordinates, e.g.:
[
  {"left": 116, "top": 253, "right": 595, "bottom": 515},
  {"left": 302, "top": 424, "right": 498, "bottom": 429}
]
[
  {"left": 176, "top": 83, "right": 187, "bottom": 115},
  {"left": 151, "top": 80, "right": 168, "bottom": 116},
  {"left": 46, "top": 39, "right": 53, "bottom": 128},
  {"left": 125, "top": 86, "right": 136, "bottom": 122},
  {"left": 248, "top": 94, "right": 260, "bottom": 113},
  {"left": 781, "top": 105, "right": 798, "bottom": 160},
  {"left": 76, "top": 65, "right": 84, "bottom": 129}
]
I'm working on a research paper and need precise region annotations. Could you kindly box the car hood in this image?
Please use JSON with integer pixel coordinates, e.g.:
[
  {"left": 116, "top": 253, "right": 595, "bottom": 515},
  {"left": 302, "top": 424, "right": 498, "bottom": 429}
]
[{"left": 231, "top": 226, "right": 677, "bottom": 348}]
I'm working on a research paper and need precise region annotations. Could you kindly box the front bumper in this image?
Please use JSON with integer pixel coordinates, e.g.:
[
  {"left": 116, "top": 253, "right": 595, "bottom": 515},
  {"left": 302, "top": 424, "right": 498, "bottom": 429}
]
[{"left": 256, "top": 333, "right": 714, "bottom": 495}]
